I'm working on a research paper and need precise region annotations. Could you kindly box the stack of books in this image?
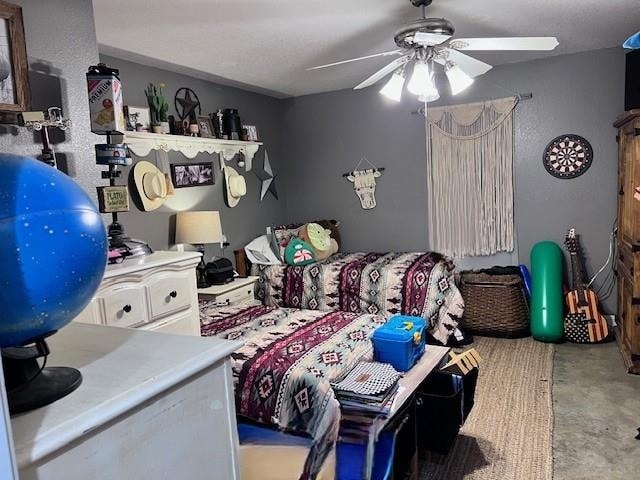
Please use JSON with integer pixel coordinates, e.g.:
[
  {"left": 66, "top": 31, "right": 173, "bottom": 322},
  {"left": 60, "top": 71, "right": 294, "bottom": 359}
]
[{"left": 331, "top": 361, "right": 401, "bottom": 443}]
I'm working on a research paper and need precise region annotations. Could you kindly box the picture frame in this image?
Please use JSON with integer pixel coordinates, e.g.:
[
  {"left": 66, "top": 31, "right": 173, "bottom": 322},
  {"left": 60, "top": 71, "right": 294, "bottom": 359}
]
[
  {"left": 0, "top": 1, "right": 30, "bottom": 124},
  {"left": 197, "top": 115, "right": 214, "bottom": 138},
  {"left": 125, "top": 105, "right": 150, "bottom": 131},
  {"left": 170, "top": 162, "right": 214, "bottom": 188},
  {"left": 244, "top": 124, "right": 258, "bottom": 141}
]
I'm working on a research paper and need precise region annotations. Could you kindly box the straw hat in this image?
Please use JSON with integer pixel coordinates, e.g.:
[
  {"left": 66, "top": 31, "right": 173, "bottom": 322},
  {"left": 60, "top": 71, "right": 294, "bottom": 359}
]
[
  {"left": 132, "top": 160, "right": 168, "bottom": 211},
  {"left": 223, "top": 166, "right": 246, "bottom": 208}
]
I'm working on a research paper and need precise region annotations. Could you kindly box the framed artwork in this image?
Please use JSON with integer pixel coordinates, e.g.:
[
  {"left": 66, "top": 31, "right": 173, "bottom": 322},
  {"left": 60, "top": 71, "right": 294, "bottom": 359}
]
[
  {"left": 0, "top": 1, "right": 30, "bottom": 123},
  {"left": 170, "top": 162, "right": 214, "bottom": 188},
  {"left": 243, "top": 125, "right": 258, "bottom": 141},
  {"left": 197, "top": 115, "right": 214, "bottom": 138},
  {"left": 125, "top": 105, "right": 150, "bottom": 131}
]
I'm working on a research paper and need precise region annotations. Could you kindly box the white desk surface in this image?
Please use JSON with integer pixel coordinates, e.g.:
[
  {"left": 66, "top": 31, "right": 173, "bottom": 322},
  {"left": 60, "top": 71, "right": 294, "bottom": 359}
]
[
  {"left": 10, "top": 323, "right": 241, "bottom": 469},
  {"left": 104, "top": 251, "right": 201, "bottom": 278}
]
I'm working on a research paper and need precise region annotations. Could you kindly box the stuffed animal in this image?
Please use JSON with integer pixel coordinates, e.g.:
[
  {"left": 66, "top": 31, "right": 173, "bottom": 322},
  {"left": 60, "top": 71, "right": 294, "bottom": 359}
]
[
  {"left": 284, "top": 238, "right": 316, "bottom": 266},
  {"left": 299, "top": 222, "right": 338, "bottom": 261}
]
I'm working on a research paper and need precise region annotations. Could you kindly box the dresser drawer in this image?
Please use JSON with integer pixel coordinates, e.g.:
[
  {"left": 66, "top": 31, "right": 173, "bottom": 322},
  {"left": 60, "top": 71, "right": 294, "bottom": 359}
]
[
  {"left": 147, "top": 271, "right": 194, "bottom": 319},
  {"left": 73, "top": 299, "right": 100, "bottom": 325},
  {"left": 101, "top": 285, "right": 148, "bottom": 328},
  {"left": 139, "top": 312, "right": 199, "bottom": 336},
  {"left": 214, "top": 283, "right": 256, "bottom": 306}
]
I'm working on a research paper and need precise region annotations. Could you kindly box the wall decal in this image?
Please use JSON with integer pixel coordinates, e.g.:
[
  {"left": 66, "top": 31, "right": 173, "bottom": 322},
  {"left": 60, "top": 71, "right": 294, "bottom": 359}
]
[{"left": 254, "top": 151, "right": 278, "bottom": 200}]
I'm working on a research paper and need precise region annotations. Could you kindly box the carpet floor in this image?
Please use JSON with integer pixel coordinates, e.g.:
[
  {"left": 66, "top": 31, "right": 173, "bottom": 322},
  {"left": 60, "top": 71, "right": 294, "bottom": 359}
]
[{"left": 420, "top": 336, "right": 554, "bottom": 480}]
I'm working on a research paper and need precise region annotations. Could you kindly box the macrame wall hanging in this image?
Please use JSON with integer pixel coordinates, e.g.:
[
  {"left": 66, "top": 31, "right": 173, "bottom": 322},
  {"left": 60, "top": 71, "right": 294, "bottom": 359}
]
[
  {"left": 425, "top": 96, "right": 517, "bottom": 257},
  {"left": 343, "top": 157, "right": 385, "bottom": 210}
]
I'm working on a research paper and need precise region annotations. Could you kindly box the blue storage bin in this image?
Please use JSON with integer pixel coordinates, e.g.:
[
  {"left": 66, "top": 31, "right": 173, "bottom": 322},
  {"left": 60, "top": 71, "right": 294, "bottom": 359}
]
[{"left": 372, "top": 315, "right": 426, "bottom": 372}]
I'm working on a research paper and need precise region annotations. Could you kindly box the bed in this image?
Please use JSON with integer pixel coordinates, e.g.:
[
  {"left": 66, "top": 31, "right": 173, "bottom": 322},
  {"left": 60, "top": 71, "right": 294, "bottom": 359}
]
[
  {"left": 236, "top": 250, "right": 464, "bottom": 345},
  {"left": 199, "top": 302, "right": 386, "bottom": 479}
]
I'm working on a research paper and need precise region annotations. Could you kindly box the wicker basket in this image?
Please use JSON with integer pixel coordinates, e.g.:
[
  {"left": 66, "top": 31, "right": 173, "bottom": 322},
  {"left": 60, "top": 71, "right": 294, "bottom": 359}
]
[{"left": 459, "top": 270, "right": 530, "bottom": 338}]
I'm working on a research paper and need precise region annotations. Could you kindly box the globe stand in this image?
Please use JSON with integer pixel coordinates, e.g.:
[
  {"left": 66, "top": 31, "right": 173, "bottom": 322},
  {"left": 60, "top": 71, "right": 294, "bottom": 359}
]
[{"left": 2, "top": 337, "right": 82, "bottom": 415}]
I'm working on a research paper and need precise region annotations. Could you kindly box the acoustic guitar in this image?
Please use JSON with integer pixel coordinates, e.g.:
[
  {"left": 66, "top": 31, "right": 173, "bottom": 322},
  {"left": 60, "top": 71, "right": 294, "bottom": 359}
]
[{"left": 563, "top": 228, "right": 609, "bottom": 343}]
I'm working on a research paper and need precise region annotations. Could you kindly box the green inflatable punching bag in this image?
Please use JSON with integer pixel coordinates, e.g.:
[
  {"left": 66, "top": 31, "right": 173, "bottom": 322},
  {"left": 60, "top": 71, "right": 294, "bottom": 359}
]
[{"left": 530, "top": 241, "right": 564, "bottom": 342}]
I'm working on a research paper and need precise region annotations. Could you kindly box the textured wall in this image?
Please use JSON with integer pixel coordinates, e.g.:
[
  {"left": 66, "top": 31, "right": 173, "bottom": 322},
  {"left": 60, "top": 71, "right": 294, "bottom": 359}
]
[
  {"left": 99, "top": 55, "right": 287, "bottom": 259},
  {"left": 280, "top": 47, "right": 625, "bottom": 311},
  {"left": 0, "top": 0, "right": 101, "bottom": 199}
]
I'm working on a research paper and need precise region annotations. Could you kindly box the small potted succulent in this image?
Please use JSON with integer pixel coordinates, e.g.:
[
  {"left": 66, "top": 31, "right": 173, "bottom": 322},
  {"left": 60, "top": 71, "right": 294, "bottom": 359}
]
[{"left": 145, "top": 82, "right": 170, "bottom": 133}]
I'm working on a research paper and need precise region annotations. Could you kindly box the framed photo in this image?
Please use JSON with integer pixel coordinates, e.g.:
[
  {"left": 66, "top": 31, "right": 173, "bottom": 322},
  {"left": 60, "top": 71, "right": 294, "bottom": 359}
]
[
  {"left": 244, "top": 124, "right": 258, "bottom": 141},
  {"left": 0, "top": 1, "right": 30, "bottom": 123},
  {"left": 170, "top": 162, "right": 214, "bottom": 188},
  {"left": 197, "top": 115, "right": 214, "bottom": 138},
  {"left": 125, "top": 105, "right": 150, "bottom": 131}
]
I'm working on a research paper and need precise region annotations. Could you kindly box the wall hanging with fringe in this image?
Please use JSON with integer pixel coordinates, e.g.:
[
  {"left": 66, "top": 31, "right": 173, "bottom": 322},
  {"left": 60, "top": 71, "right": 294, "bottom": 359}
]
[{"left": 425, "top": 96, "right": 517, "bottom": 256}]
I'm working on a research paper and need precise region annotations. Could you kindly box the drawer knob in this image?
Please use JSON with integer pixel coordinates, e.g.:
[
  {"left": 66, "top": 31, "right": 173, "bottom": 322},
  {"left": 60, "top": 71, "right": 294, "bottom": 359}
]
[
  {"left": 123, "top": 304, "right": 132, "bottom": 313},
  {"left": 169, "top": 290, "right": 178, "bottom": 298}
]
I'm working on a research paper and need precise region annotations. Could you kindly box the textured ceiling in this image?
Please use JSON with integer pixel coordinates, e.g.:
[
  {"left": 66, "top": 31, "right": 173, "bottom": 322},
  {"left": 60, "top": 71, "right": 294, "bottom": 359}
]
[{"left": 93, "top": 0, "right": 639, "bottom": 98}]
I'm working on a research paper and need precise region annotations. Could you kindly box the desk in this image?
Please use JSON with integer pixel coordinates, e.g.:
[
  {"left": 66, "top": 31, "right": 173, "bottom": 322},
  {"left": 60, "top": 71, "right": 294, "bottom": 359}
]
[
  {"left": 344, "top": 344, "right": 450, "bottom": 480},
  {"left": 11, "top": 323, "right": 242, "bottom": 480}
]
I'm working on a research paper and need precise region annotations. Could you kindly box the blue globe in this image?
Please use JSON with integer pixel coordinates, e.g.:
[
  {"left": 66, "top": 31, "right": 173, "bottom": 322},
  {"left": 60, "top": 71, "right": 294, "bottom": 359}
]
[{"left": 0, "top": 154, "right": 107, "bottom": 347}]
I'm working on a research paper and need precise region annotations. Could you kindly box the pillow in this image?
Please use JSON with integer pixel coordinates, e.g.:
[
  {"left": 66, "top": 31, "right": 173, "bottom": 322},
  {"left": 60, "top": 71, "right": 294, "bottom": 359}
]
[
  {"left": 244, "top": 235, "right": 281, "bottom": 265},
  {"left": 272, "top": 223, "right": 303, "bottom": 260},
  {"left": 315, "top": 219, "right": 341, "bottom": 252},
  {"left": 299, "top": 223, "right": 338, "bottom": 261},
  {"left": 284, "top": 238, "right": 316, "bottom": 266}
]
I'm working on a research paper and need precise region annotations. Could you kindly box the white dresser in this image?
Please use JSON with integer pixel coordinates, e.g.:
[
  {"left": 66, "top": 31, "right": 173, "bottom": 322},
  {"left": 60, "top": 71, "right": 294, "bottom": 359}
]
[
  {"left": 11, "top": 323, "right": 242, "bottom": 480},
  {"left": 74, "top": 251, "right": 202, "bottom": 336}
]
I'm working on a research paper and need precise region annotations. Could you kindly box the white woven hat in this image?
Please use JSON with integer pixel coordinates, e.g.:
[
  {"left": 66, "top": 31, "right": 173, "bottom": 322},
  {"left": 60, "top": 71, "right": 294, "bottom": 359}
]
[
  {"left": 223, "top": 166, "right": 246, "bottom": 208},
  {"left": 133, "top": 160, "right": 167, "bottom": 211}
]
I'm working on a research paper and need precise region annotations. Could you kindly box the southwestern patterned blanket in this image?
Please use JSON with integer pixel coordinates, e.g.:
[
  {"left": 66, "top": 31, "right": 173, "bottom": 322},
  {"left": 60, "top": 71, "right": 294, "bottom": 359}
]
[
  {"left": 252, "top": 252, "right": 464, "bottom": 344},
  {"left": 199, "top": 303, "right": 386, "bottom": 479}
]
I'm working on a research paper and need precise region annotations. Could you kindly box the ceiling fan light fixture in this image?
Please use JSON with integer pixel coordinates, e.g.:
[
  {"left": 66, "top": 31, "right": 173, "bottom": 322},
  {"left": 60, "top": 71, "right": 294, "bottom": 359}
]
[
  {"left": 379, "top": 69, "right": 406, "bottom": 102},
  {"left": 407, "top": 61, "right": 431, "bottom": 96},
  {"left": 418, "top": 85, "right": 440, "bottom": 103},
  {"left": 445, "top": 62, "right": 474, "bottom": 95}
]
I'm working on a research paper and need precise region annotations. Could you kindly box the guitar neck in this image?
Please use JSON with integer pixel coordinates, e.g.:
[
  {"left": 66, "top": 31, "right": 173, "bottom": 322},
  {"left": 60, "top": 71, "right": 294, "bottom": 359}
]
[{"left": 570, "top": 251, "right": 587, "bottom": 291}]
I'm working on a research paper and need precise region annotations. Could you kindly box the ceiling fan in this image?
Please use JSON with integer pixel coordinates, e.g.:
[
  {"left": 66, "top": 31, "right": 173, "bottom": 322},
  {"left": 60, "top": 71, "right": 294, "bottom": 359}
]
[{"left": 307, "top": 0, "right": 559, "bottom": 102}]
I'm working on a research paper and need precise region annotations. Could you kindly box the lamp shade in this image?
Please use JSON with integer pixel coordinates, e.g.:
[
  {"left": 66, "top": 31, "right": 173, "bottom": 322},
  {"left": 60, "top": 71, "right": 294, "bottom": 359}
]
[{"left": 175, "top": 211, "right": 223, "bottom": 245}]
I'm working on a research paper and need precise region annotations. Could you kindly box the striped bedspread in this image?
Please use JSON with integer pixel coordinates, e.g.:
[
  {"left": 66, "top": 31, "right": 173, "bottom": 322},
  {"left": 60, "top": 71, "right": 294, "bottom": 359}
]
[
  {"left": 199, "top": 303, "right": 385, "bottom": 479},
  {"left": 252, "top": 252, "right": 464, "bottom": 344}
]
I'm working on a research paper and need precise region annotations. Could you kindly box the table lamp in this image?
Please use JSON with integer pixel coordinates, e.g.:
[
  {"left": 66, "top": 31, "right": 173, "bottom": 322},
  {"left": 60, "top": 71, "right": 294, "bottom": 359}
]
[{"left": 175, "top": 211, "right": 223, "bottom": 288}]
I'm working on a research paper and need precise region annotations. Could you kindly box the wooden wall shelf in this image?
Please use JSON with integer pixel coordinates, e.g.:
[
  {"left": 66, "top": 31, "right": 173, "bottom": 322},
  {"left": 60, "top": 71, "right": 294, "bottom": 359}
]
[{"left": 124, "top": 131, "right": 262, "bottom": 164}]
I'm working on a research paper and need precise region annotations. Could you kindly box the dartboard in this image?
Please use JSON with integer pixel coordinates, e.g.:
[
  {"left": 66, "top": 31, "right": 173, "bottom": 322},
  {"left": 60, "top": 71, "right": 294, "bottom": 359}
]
[{"left": 542, "top": 134, "right": 593, "bottom": 179}]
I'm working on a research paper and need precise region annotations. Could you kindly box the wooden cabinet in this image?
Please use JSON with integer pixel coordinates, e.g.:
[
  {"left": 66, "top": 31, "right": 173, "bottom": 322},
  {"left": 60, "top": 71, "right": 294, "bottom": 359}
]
[
  {"left": 614, "top": 110, "right": 640, "bottom": 374},
  {"left": 73, "top": 251, "right": 202, "bottom": 336}
]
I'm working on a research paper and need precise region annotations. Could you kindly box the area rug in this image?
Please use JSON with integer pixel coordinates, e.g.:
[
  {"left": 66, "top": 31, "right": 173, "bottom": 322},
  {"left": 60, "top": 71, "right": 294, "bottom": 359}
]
[{"left": 420, "top": 336, "right": 554, "bottom": 480}]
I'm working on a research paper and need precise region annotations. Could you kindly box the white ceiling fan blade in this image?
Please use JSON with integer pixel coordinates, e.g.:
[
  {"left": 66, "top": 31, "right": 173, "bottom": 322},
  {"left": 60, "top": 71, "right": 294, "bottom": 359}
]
[
  {"left": 354, "top": 53, "right": 412, "bottom": 90},
  {"left": 450, "top": 37, "right": 559, "bottom": 51},
  {"left": 436, "top": 49, "right": 493, "bottom": 78},
  {"left": 414, "top": 31, "right": 452, "bottom": 46},
  {"left": 307, "top": 50, "right": 403, "bottom": 71}
]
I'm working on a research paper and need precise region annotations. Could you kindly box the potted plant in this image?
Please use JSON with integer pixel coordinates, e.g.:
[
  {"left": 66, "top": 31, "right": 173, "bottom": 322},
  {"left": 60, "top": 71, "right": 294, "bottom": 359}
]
[{"left": 145, "top": 82, "right": 170, "bottom": 134}]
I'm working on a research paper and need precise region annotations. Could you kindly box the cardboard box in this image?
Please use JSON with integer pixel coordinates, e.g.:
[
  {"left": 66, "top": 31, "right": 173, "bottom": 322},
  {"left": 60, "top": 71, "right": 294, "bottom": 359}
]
[{"left": 87, "top": 73, "right": 126, "bottom": 135}]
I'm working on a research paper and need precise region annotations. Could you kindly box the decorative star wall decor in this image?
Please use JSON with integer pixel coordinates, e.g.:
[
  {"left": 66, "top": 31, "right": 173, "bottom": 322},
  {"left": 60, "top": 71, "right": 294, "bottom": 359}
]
[
  {"left": 174, "top": 87, "right": 201, "bottom": 123},
  {"left": 254, "top": 151, "right": 278, "bottom": 201}
]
